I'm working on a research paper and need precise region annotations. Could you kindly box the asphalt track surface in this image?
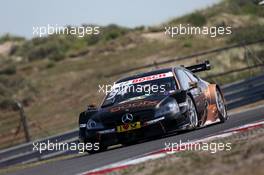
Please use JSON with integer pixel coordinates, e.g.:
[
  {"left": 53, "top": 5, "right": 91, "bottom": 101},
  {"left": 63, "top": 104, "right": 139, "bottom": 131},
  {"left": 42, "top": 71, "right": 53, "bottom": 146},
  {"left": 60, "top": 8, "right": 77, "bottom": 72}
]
[{"left": 6, "top": 106, "right": 264, "bottom": 175}]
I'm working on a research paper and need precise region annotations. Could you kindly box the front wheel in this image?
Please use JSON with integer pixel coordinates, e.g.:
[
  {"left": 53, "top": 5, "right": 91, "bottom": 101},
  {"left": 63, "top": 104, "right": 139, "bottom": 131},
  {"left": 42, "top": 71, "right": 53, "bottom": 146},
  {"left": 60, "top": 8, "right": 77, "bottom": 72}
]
[
  {"left": 186, "top": 95, "right": 199, "bottom": 129},
  {"left": 216, "top": 89, "right": 228, "bottom": 123}
]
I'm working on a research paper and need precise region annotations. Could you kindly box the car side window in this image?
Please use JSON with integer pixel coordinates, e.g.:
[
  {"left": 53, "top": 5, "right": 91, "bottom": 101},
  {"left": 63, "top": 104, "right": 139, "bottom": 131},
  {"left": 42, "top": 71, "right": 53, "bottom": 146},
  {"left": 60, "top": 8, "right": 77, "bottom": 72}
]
[
  {"left": 184, "top": 70, "right": 199, "bottom": 82},
  {"left": 176, "top": 69, "right": 192, "bottom": 90}
]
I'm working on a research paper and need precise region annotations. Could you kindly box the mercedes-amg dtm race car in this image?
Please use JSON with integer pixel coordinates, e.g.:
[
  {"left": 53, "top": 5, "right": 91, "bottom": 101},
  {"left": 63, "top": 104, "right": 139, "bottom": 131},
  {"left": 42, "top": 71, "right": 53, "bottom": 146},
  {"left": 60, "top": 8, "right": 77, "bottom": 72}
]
[{"left": 79, "top": 61, "right": 228, "bottom": 153}]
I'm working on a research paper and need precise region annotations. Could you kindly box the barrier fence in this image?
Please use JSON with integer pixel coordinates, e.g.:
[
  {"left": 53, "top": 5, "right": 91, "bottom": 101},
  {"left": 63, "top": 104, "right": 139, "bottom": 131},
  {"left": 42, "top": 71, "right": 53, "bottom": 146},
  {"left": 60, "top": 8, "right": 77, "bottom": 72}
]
[{"left": 0, "top": 72, "right": 264, "bottom": 168}]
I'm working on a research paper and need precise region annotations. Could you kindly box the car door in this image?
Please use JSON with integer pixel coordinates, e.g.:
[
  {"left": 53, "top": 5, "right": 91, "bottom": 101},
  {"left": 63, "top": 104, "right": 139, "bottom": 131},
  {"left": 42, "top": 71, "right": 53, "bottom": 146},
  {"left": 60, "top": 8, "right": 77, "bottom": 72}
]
[
  {"left": 175, "top": 68, "right": 206, "bottom": 117},
  {"left": 184, "top": 69, "right": 207, "bottom": 112}
]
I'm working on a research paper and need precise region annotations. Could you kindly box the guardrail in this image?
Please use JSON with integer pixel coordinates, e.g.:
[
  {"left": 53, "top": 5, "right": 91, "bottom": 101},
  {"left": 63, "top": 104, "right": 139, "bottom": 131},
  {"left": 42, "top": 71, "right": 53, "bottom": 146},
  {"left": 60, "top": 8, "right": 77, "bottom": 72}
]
[
  {"left": 0, "top": 73, "right": 264, "bottom": 168},
  {"left": 107, "top": 39, "right": 264, "bottom": 77},
  {"left": 223, "top": 73, "right": 264, "bottom": 109}
]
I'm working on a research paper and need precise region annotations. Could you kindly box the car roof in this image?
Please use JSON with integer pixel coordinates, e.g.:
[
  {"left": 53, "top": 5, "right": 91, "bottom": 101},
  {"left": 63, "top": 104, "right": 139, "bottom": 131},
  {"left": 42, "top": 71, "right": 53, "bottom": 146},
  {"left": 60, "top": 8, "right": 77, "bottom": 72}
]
[{"left": 116, "top": 67, "right": 176, "bottom": 83}]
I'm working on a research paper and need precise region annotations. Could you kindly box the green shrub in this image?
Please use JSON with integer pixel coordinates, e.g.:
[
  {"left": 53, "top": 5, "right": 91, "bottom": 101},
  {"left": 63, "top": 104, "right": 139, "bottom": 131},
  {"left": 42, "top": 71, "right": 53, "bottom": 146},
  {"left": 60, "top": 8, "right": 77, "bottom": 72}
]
[
  {"left": 0, "top": 74, "right": 36, "bottom": 110},
  {"left": 134, "top": 26, "right": 145, "bottom": 32},
  {"left": 0, "top": 98, "right": 16, "bottom": 110},
  {"left": 228, "top": 0, "right": 264, "bottom": 16},
  {"left": 185, "top": 12, "right": 207, "bottom": 26},
  {"left": 0, "top": 34, "right": 25, "bottom": 44},
  {"left": 0, "top": 83, "right": 11, "bottom": 97},
  {"left": 148, "top": 26, "right": 162, "bottom": 33},
  {"left": 102, "top": 24, "right": 129, "bottom": 42},
  {"left": 228, "top": 25, "right": 264, "bottom": 43},
  {"left": 183, "top": 41, "right": 192, "bottom": 48},
  {"left": 46, "top": 61, "right": 55, "bottom": 68},
  {"left": 49, "top": 50, "right": 66, "bottom": 61},
  {"left": 85, "top": 35, "right": 101, "bottom": 46},
  {"left": 14, "top": 35, "right": 70, "bottom": 61},
  {"left": 11, "top": 24, "right": 131, "bottom": 62},
  {"left": 0, "top": 75, "right": 24, "bottom": 90},
  {"left": 0, "top": 65, "right": 16, "bottom": 75},
  {"left": 168, "top": 11, "right": 207, "bottom": 27}
]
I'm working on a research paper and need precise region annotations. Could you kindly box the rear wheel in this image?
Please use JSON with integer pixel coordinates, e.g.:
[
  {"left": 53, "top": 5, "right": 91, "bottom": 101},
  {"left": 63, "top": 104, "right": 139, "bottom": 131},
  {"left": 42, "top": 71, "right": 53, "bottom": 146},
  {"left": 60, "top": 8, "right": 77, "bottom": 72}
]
[
  {"left": 186, "top": 95, "right": 199, "bottom": 129},
  {"left": 216, "top": 89, "right": 228, "bottom": 123}
]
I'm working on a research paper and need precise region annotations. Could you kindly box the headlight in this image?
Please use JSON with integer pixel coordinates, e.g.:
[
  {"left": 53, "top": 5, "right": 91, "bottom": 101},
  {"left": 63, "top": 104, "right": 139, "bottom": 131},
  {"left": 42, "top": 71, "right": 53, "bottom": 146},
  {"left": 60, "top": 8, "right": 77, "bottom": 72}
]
[
  {"left": 87, "top": 119, "right": 104, "bottom": 130},
  {"left": 155, "top": 99, "right": 179, "bottom": 117}
]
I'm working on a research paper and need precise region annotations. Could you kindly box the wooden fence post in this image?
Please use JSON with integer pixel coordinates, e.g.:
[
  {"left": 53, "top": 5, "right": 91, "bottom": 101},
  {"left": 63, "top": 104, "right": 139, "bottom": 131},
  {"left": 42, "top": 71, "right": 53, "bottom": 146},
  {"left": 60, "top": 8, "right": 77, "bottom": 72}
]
[{"left": 15, "top": 101, "right": 31, "bottom": 142}]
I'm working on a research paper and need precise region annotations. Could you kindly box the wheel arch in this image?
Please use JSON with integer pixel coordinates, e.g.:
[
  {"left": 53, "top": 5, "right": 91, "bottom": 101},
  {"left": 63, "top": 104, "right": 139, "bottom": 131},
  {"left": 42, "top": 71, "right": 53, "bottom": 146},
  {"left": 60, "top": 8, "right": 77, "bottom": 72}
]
[{"left": 204, "top": 84, "right": 223, "bottom": 124}]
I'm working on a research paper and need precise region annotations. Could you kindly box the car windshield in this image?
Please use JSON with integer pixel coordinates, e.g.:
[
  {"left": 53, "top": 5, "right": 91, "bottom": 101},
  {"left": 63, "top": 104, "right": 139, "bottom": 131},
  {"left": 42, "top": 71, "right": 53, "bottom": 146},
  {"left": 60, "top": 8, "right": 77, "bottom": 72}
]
[{"left": 102, "top": 72, "right": 177, "bottom": 107}]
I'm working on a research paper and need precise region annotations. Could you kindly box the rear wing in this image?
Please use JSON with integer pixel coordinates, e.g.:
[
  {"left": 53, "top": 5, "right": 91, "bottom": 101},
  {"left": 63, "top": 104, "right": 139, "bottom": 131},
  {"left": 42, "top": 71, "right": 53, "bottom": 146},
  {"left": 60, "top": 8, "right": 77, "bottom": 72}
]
[{"left": 184, "top": 60, "right": 211, "bottom": 73}]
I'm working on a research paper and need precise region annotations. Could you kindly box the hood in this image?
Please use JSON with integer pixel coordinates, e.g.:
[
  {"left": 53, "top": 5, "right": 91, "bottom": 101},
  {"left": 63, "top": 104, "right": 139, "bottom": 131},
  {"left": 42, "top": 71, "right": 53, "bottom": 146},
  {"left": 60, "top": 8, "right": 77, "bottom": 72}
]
[
  {"left": 90, "top": 94, "right": 169, "bottom": 123},
  {"left": 108, "top": 94, "right": 168, "bottom": 112}
]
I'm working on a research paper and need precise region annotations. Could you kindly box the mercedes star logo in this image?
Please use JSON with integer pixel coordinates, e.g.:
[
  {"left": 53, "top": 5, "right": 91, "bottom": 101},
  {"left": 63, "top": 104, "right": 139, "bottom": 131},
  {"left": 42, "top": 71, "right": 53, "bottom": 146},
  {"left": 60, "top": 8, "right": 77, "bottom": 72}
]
[{"left": 122, "top": 113, "right": 133, "bottom": 124}]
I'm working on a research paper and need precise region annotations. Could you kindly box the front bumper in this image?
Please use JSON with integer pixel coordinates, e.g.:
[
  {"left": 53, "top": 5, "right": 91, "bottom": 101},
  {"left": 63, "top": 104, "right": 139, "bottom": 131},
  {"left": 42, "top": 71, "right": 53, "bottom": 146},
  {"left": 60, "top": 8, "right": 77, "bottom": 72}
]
[{"left": 79, "top": 112, "right": 186, "bottom": 146}]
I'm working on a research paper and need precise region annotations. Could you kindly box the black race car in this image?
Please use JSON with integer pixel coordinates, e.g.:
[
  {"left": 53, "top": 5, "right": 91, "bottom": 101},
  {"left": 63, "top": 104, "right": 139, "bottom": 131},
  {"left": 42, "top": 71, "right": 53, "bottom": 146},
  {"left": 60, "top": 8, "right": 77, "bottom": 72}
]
[{"left": 79, "top": 61, "right": 228, "bottom": 153}]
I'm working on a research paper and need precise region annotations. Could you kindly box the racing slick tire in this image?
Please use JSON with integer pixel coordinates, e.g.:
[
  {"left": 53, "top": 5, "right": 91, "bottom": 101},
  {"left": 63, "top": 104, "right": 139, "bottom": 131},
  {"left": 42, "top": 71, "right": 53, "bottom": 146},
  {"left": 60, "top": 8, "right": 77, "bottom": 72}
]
[
  {"left": 216, "top": 88, "right": 228, "bottom": 123},
  {"left": 186, "top": 95, "right": 199, "bottom": 129}
]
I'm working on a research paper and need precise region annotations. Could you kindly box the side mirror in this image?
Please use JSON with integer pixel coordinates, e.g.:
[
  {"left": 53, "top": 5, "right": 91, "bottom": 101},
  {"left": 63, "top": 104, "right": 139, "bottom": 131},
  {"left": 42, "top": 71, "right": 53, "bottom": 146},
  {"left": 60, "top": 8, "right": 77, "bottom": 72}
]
[{"left": 189, "top": 82, "right": 198, "bottom": 89}]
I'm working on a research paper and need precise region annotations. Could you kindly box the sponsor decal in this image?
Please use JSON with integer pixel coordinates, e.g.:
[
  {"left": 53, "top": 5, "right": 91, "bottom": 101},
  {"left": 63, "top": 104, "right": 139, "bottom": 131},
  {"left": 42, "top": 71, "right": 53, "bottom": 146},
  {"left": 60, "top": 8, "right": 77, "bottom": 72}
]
[
  {"left": 113, "top": 72, "right": 174, "bottom": 88},
  {"left": 110, "top": 100, "right": 159, "bottom": 112},
  {"left": 131, "top": 72, "right": 173, "bottom": 84},
  {"left": 117, "top": 122, "right": 141, "bottom": 132}
]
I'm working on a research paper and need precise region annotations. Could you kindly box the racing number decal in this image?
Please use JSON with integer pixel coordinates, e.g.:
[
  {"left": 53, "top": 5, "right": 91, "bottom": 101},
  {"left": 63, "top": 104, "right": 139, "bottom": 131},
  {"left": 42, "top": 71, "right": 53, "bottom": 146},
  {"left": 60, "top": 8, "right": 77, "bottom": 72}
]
[
  {"left": 117, "top": 122, "right": 141, "bottom": 132},
  {"left": 130, "top": 123, "right": 138, "bottom": 128}
]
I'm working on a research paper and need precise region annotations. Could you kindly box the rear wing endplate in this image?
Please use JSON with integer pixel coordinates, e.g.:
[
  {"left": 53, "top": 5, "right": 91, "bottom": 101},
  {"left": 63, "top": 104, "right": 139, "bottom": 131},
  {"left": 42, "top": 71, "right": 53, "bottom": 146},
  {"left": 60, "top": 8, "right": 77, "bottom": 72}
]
[{"left": 184, "top": 60, "right": 211, "bottom": 73}]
